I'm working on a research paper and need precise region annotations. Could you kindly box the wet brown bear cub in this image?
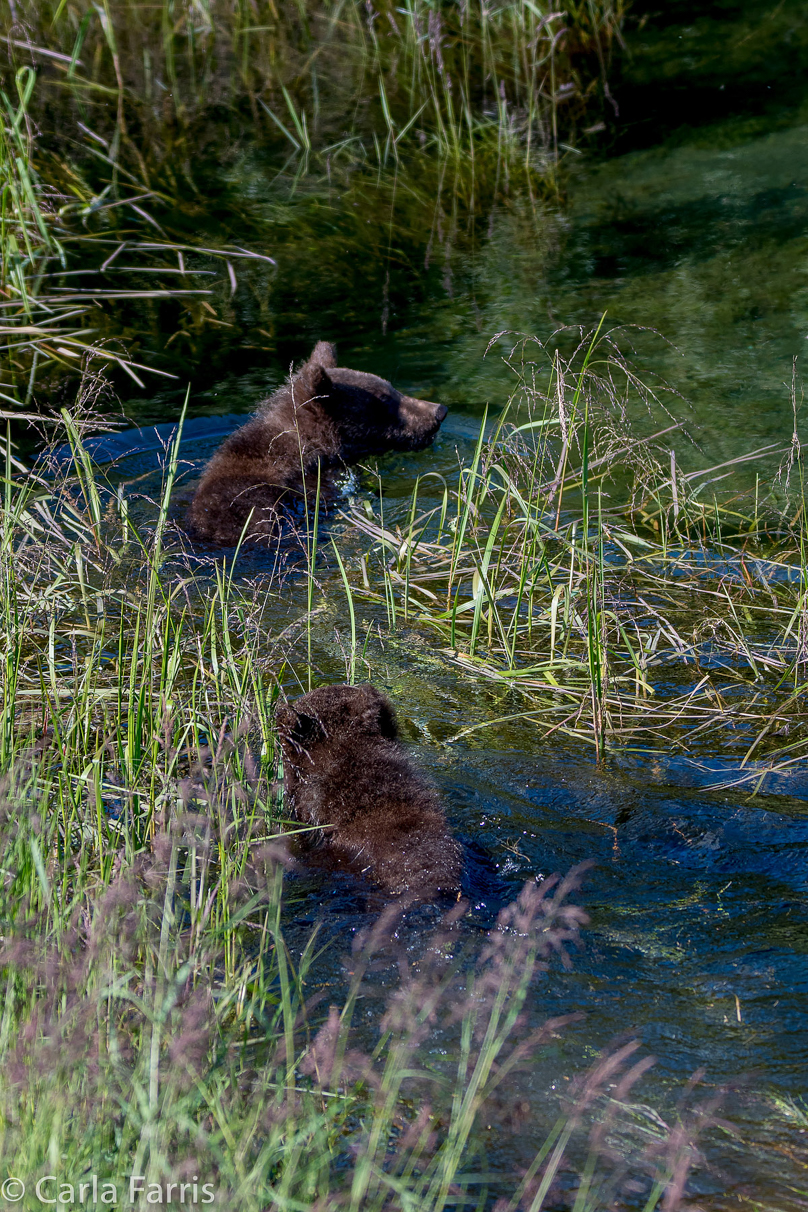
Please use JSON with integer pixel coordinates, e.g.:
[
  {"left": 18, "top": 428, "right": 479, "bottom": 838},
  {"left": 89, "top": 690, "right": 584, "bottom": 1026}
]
[
  {"left": 187, "top": 341, "right": 447, "bottom": 545},
  {"left": 276, "top": 684, "right": 462, "bottom": 899}
]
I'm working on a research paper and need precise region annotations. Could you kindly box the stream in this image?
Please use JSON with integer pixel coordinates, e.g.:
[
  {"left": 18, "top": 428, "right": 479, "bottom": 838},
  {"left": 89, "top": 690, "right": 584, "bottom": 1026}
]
[{"left": 88, "top": 3, "right": 808, "bottom": 1207}]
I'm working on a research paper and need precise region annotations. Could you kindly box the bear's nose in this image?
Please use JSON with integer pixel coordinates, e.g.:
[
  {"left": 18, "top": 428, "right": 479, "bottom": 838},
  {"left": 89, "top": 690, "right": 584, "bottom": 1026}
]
[{"left": 435, "top": 404, "right": 448, "bottom": 423}]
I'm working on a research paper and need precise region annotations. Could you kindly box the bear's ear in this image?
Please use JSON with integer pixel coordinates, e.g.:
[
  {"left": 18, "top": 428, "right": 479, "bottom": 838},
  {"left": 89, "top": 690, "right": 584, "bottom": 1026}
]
[
  {"left": 357, "top": 685, "right": 398, "bottom": 739},
  {"left": 276, "top": 703, "right": 325, "bottom": 749},
  {"left": 296, "top": 358, "right": 334, "bottom": 402},
  {"left": 309, "top": 341, "right": 338, "bottom": 369},
  {"left": 306, "top": 363, "right": 333, "bottom": 398}
]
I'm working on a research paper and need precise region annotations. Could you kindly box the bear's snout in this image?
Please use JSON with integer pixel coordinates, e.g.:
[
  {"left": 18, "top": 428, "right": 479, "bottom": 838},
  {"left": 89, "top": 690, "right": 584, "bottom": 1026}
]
[
  {"left": 410, "top": 397, "right": 446, "bottom": 425},
  {"left": 398, "top": 395, "right": 448, "bottom": 446}
]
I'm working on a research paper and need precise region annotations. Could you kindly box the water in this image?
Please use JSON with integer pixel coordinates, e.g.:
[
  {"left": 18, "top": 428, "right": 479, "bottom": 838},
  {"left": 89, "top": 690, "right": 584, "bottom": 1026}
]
[
  {"left": 128, "top": 7, "right": 808, "bottom": 472},
  {"left": 98, "top": 3, "right": 808, "bottom": 1206}
]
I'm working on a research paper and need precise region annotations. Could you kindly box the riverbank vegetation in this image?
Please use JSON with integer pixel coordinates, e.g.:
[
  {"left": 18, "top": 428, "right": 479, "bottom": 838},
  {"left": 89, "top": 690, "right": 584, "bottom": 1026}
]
[
  {"left": 2, "top": 0, "right": 626, "bottom": 411},
  {"left": 2, "top": 2, "right": 806, "bottom": 1208},
  {"left": 343, "top": 329, "right": 808, "bottom": 776},
  {"left": 0, "top": 325, "right": 805, "bottom": 1203}
]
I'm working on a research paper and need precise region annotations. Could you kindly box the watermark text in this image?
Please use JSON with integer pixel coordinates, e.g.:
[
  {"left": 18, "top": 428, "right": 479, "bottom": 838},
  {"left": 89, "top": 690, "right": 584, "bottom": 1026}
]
[{"left": 1, "top": 1174, "right": 216, "bottom": 1204}]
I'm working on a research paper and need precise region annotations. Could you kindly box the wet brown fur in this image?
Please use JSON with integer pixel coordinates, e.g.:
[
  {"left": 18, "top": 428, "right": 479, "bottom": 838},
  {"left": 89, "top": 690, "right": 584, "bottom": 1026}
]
[
  {"left": 187, "top": 341, "right": 447, "bottom": 545},
  {"left": 276, "top": 684, "right": 462, "bottom": 898}
]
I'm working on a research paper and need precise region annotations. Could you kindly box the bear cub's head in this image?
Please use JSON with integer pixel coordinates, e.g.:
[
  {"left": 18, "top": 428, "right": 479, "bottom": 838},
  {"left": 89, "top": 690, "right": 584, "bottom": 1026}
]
[
  {"left": 276, "top": 683, "right": 462, "bottom": 899},
  {"left": 276, "top": 683, "right": 397, "bottom": 803},
  {"left": 298, "top": 341, "right": 447, "bottom": 458}
]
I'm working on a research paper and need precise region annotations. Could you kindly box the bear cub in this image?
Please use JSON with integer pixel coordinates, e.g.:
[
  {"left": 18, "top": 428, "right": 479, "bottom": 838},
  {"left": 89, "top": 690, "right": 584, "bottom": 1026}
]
[
  {"left": 187, "top": 341, "right": 447, "bottom": 545},
  {"left": 276, "top": 684, "right": 462, "bottom": 899}
]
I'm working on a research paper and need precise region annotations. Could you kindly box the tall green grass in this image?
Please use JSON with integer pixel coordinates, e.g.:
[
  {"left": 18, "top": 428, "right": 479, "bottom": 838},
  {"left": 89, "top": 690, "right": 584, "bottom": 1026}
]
[
  {"left": 13, "top": 0, "right": 626, "bottom": 167},
  {"left": 0, "top": 407, "right": 713, "bottom": 1210},
  {"left": 343, "top": 326, "right": 808, "bottom": 771},
  {"left": 0, "top": 63, "right": 281, "bottom": 413}
]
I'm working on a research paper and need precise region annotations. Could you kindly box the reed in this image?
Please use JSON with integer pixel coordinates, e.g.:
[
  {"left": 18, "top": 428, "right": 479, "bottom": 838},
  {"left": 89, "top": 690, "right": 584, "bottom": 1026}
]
[
  {"left": 11, "top": 0, "right": 626, "bottom": 166},
  {"left": 0, "top": 60, "right": 279, "bottom": 416},
  {"left": 343, "top": 325, "right": 808, "bottom": 774}
]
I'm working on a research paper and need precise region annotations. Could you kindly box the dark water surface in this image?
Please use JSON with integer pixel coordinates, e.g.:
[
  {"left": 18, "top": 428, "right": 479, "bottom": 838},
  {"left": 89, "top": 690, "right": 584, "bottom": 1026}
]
[{"left": 106, "top": 3, "right": 808, "bottom": 1207}]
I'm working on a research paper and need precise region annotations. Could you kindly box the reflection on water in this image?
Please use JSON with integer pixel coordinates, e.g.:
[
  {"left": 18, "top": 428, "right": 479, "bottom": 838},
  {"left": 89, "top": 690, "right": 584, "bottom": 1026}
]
[{"left": 557, "top": 119, "right": 808, "bottom": 469}]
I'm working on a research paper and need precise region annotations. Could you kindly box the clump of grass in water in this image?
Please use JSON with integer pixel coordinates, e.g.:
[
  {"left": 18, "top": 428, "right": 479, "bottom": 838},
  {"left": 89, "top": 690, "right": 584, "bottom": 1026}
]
[
  {"left": 14, "top": 0, "right": 625, "bottom": 168},
  {"left": 344, "top": 324, "right": 808, "bottom": 774},
  {"left": 0, "top": 66, "right": 278, "bottom": 413},
  {"left": 0, "top": 66, "right": 177, "bottom": 407}
]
